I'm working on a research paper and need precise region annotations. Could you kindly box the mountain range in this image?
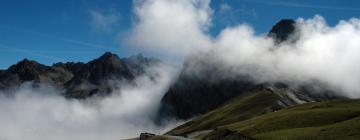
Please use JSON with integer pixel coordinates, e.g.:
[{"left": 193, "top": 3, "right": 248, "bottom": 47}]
[{"left": 0, "top": 52, "right": 159, "bottom": 98}]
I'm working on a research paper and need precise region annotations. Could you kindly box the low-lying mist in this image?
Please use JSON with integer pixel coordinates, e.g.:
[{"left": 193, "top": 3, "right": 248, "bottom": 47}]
[{"left": 0, "top": 64, "right": 181, "bottom": 140}]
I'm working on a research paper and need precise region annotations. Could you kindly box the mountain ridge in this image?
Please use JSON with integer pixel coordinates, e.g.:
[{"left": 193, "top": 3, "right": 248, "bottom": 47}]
[{"left": 0, "top": 52, "right": 160, "bottom": 98}]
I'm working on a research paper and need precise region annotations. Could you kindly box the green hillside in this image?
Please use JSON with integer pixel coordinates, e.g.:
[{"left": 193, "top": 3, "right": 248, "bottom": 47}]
[
  {"left": 166, "top": 88, "right": 360, "bottom": 140},
  {"left": 167, "top": 87, "right": 283, "bottom": 135},
  {"left": 225, "top": 99, "right": 360, "bottom": 140}
]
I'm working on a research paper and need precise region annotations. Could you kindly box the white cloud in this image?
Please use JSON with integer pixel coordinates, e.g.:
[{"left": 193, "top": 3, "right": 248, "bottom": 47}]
[
  {"left": 90, "top": 9, "right": 121, "bottom": 32},
  {"left": 249, "top": 1, "right": 360, "bottom": 11},
  {"left": 128, "top": 0, "right": 360, "bottom": 98},
  {"left": 128, "top": 0, "right": 213, "bottom": 57},
  {"left": 207, "top": 15, "right": 360, "bottom": 98},
  {"left": 0, "top": 64, "right": 181, "bottom": 140}
]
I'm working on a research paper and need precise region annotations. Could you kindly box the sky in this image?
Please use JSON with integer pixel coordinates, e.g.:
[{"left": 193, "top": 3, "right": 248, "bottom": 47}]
[{"left": 0, "top": 0, "right": 359, "bottom": 69}]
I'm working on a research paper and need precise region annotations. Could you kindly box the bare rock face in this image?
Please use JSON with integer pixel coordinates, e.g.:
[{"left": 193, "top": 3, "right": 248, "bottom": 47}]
[
  {"left": 0, "top": 59, "right": 72, "bottom": 89},
  {"left": 7, "top": 59, "right": 48, "bottom": 81},
  {"left": 63, "top": 52, "right": 135, "bottom": 98},
  {"left": 87, "top": 52, "right": 135, "bottom": 82},
  {"left": 158, "top": 52, "right": 256, "bottom": 120},
  {"left": 0, "top": 52, "right": 160, "bottom": 98},
  {"left": 268, "top": 19, "right": 296, "bottom": 43}
]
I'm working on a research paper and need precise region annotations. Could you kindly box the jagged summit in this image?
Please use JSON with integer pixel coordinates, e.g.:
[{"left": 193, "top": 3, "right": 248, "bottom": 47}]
[
  {"left": 9, "top": 58, "right": 46, "bottom": 71},
  {"left": 85, "top": 52, "right": 134, "bottom": 84},
  {"left": 268, "top": 19, "right": 296, "bottom": 43},
  {"left": 0, "top": 52, "right": 161, "bottom": 98},
  {"left": 97, "top": 52, "right": 121, "bottom": 62},
  {"left": 7, "top": 59, "right": 49, "bottom": 81}
]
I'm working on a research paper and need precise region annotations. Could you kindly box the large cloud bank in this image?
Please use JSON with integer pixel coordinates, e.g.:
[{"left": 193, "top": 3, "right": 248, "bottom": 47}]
[
  {"left": 0, "top": 64, "right": 180, "bottom": 140},
  {"left": 129, "top": 0, "right": 360, "bottom": 98}
]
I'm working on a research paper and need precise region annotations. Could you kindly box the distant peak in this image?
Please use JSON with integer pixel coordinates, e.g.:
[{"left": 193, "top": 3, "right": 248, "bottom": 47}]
[
  {"left": 10, "top": 59, "right": 45, "bottom": 71},
  {"left": 20, "top": 58, "right": 30, "bottom": 63},
  {"left": 101, "top": 52, "right": 117, "bottom": 57},
  {"left": 7, "top": 58, "right": 48, "bottom": 81},
  {"left": 277, "top": 19, "right": 295, "bottom": 24},
  {"left": 17, "top": 58, "right": 41, "bottom": 67},
  {"left": 98, "top": 52, "right": 120, "bottom": 61},
  {"left": 269, "top": 19, "right": 296, "bottom": 43}
]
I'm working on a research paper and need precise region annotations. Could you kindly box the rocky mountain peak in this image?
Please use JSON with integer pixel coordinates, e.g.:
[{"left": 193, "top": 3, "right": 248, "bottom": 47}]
[
  {"left": 85, "top": 52, "right": 133, "bottom": 81},
  {"left": 10, "top": 59, "right": 44, "bottom": 69},
  {"left": 97, "top": 52, "right": 120, "bottom": 62},
  {"left": 7, "top": 59, "right": 48, "bottom": 81},
  {"left": 268, "top": 19, "right": 296, "bottom": 43}
]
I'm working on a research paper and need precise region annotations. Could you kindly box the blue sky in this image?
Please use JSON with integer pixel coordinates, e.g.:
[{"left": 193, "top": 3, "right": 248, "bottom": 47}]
[{"left": 0, "top": 0, "right": 359, "bottom": 69}]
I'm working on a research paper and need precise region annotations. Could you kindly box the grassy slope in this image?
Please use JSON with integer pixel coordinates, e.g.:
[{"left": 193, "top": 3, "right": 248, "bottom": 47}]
[
  {"left": 167, "top": 88, "right": 360, "bottom": 140},
  {"left": 225, "top": 99, "right": 360, "bottom": 140},
  {"left": 167, "top": 87, "right": 283, "bottom": 135}
]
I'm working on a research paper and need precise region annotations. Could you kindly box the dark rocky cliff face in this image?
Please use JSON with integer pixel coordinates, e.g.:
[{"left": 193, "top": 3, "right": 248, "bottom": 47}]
[
  {"left": 7, "top": 59, "right": 49, "bottom": 81},
  {"left": 62, "top": 52, "right": 136, "bottom": 98},
  {"left": 87, "top": 52, "right": 135, "bottom": 82},
  {"left": 0, "top": 52, "right": 159, "bottom": 98},
  {"left": 268, "top": 19, "right": 296, "bottom": 43},
  {"left": 158, "top": 52, "right": 256, "bottom": 119},
  {"left": 0, "top": 59, "right": 73, "bottom": 89}
]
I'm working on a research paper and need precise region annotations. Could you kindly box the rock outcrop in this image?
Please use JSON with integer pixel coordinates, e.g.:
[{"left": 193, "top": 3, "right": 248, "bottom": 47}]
[{"left": 268, "top": 19, "right": 296, "bottom": 43}]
